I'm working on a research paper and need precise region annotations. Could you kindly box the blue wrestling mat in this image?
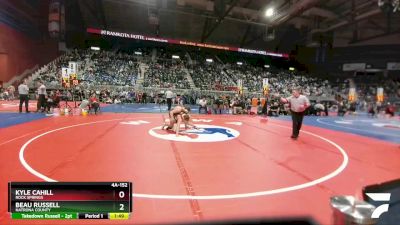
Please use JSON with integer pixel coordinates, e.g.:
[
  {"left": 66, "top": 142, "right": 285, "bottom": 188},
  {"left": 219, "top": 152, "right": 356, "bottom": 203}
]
[{"left": 275, "top": 115, "right": 400, "bottom": 144}]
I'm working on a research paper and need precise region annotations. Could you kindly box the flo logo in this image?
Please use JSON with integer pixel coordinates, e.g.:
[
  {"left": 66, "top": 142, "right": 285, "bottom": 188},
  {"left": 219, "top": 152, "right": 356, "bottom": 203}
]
[
  {"left": 148, "top": 125, "right": 240, "bottom": 142},
  {"left": 366, "top": 193, "right": 391, "bottom": 218}
]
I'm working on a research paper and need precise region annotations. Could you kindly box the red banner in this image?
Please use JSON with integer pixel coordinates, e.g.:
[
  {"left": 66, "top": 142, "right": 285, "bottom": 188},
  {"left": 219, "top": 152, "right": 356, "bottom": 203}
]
[{"left": 87, "top": 28, "right": 289, "bottom": 58}]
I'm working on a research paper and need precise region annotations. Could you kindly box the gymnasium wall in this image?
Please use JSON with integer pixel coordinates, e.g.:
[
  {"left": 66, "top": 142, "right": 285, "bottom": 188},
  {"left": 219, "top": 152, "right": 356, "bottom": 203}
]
[
  {"left": 295, "top": 44, "right": 400, "bottom": 75},
  {"left": 0, "top": 0, "right": 59, "bottom": 84},
  {"left": 0, "top": 23, "right": 60, "bottom": 84}
]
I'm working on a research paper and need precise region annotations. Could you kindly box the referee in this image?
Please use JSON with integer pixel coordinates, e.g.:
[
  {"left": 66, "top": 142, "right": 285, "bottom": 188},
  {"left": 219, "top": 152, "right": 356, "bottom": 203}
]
[
  {"left": 165, "top": 90, "right": 174, "bottom": 111},
  {"left": 18, "top": 79, "right": 30, "bottom": 113},
  {"left": 36, "top": 80, "right": 47, "bottom": 112},
  {"left": 280, "top": 88, "right": 310, "bottom": 139}
]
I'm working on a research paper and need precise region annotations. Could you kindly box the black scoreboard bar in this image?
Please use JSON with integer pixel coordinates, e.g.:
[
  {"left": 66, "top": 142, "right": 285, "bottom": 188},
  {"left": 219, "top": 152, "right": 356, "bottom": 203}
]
[{"left": 8, "top": 182, "right": 132, "bottom": 220}]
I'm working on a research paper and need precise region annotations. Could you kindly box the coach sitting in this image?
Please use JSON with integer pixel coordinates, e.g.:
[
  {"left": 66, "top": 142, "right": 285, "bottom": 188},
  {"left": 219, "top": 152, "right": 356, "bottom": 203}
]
[
  {"left": 79, "top": 99, "right": 90, "bottom": 111},
  {"left": 231, "top": 98, "right": 243, "bottom": 114},
  {"left": 268, "top": 101, "right": 280, "bottom": 117}
]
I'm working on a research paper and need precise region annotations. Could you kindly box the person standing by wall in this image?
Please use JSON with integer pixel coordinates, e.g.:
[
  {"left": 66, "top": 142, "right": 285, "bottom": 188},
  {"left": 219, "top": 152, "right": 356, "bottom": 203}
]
[
  {"left": 279, "top": 87, "right": 310, "bottom": 139},
  {"left": 165, "top": 89, "right": 174, "bottom": 111},
  {"left": 18, "top": 79, "right": 30, "bottom": 113},
  {"left": 261, "top": 97, "right": 268, "bottom": 116},
  {"left": 36, "top": 80, "right": 47, "bottom": 112},
  {"left": 89, "top": 93, "right": 100, "bottom": 114},
  {"left": 142, "top": 92, "right": 147, "bottom": 104},
  {"left": 198, "top": 96, "right": 207, "bottom": 114}
]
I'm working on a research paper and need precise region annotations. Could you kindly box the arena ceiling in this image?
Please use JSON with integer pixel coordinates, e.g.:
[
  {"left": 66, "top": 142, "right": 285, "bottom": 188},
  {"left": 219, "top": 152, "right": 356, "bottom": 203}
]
[{"left": 75, "top": 0, "right": 400, "bottom": 51}]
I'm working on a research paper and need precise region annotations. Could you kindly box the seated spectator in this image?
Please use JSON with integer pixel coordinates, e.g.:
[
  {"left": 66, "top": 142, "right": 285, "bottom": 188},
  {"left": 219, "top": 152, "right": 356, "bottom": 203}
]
[
  {"left": 268, "top": 101, "right": 280, "bottom": 117},
  {"left": 79, "top": 99, "right": 90, "bottom": 111},
  {"left": 114, "top": 98, "right": 122, "bottom": 104},
  {"left": 314, "top": 102, "right": 325, "bottom": 116},
  {"left": 105, "top": 97, "right": 113, "bottom": 104},
  {"left": 45, "top": 91, "right": 55, "bottom": 113},
  {"left": 368, "top": 103, "right": 376, "bottom": 117},
  {"left": 3, "top": 90, "right": 9, "bottom": 101},
  {"left": 7, "top": 85, "right": 15, "bottom": 100},
  {"left": 337, "top": 101, "right": 347, "bottom": 117},
  {"left": 279, "top": 103, "right": 288, "bottom": 115},
  {"left": 232, "top": 98, "right": 243, "bottom": 115},
  {"left": 348, "top": 102, "right": 356, "bottom": 115},
  {"left": 385, "top": 103, "right": 395, "bottom": 117}
]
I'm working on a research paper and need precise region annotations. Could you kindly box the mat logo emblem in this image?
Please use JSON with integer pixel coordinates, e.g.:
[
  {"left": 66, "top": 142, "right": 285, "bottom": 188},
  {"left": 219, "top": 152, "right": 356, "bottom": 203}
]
[
  {"left": 366, "top": 193, "right": 391, "bottom": 218},
  {"left": 148, "top": 125, "right": 240, "bottom": 142},
  {"left": 192, "top": 119, "right": 213, "bottom": 122},
  {"left": 120, "top": 120, "right": 150, "bottom": 125},
  {"left": 372, "top": 123, "right": 400, "bottom": 129}
]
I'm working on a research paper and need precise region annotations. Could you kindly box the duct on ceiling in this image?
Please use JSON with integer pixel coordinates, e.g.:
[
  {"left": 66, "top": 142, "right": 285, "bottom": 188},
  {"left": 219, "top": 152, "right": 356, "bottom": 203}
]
[
  {"left": 177, "top": 0, "right": 320, "bottom": 27},
  {"left": 310, "top": 8, "right": 382, "bottom": 34}
]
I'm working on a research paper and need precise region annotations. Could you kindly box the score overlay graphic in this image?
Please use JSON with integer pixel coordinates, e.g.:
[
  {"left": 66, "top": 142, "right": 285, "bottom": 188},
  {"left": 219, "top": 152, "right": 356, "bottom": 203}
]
[{"left": 8, "top": 182, "right": 132, "bottom": 220}]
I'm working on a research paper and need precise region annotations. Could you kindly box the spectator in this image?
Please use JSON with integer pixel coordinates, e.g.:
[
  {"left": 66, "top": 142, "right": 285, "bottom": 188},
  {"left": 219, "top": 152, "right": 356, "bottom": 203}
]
[
  {"left": 89, "top": 94, "right": 100, "bottom": 114},
  {"left": 385, "top": 103, "right": 395, "bottom": 117},
  {"left": 231, "top": 98, "right": 243, "bottom": 115},
  {"left": 268, "top": 101, "right": 280, "bottom": 117},
  {"left": 368, "top": 103, "right": 376, "bottom": 117},
  {"left": 7, "top": 85, "right": 15, "bottom": 100},
  {"left": 314, "top": 102, "right": 325, "bottom": 116},
  {"left": 142, "top": 92, "right": 147, "bottom": 104},
  {"left": 114, "top": 98, "right": 122, "bottom": 104},
  {"left": 261, "top": 98, "right": 268, "bottom": 116},
  {"left": 79, "top": 99, "right": 90, "bottom": 112},
  {"left": 3, "top": 89, "right": 9, "bottom": 101},
  {"left": 337, "top": 100, "right": 347, "bottom": 117}
]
